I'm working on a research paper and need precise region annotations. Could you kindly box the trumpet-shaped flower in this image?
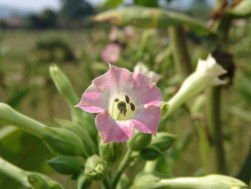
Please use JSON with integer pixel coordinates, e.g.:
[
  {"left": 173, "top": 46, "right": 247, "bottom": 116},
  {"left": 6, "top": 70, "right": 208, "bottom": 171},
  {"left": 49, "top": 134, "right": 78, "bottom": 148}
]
[
  {"left": 134, "top": 62, "right": 161, "bottom": 83},
  {"left": 76, "top": 65, "right": 162, "bottom": 143},
  {"left": 102, "top": 43, "right": 121, "bottom": 63},
  {"left": 166, "top": 54, "right": 227, "bottom": 117}
]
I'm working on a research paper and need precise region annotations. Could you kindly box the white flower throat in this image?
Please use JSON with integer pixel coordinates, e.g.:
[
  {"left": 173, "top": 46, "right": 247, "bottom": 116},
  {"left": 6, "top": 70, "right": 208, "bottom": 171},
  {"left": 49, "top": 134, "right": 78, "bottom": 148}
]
[{"left": 109, "top": 94, "right": 136, "bottom": 121}]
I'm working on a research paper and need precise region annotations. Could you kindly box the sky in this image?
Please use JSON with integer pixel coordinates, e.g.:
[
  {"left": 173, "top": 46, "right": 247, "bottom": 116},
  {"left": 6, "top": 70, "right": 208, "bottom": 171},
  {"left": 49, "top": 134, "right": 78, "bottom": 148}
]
[{"left": 0, "top": 0, "right": 213, "bottom": 12}]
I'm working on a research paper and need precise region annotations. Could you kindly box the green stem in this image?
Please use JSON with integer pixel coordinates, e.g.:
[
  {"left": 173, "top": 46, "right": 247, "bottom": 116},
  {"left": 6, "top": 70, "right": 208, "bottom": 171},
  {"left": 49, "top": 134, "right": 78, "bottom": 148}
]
[
  {"left": 207, "top": 87, "right": 227, "bottom": 174},
  {"left": 168, "top": 26, "right": 192, "bottom": 79},
  {"left": 237, "top": 144, "right": 251, "bottom": 184},
  {"left": 0, "top": 103, "right": 49, "bottom": 138},
  {"left": 0, "top": 156, "right": 31, "bottom": 188},
  {"left": 102, "top": 178, "right": 111, "bottom": 189},
  {"left": 111, "top": 150, "right": 132, "bottom": 189}
]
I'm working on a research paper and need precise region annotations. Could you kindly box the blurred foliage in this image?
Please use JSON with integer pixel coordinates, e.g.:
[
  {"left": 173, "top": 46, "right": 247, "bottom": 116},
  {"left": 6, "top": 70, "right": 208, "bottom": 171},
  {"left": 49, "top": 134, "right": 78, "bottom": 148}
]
[
  {"left": 33, "top": 38, "right": 75, "bottom": 63},
  {"left": 0, "top": 1, "right": 251, "bottom": 187},
  {"left": 23, "top": 9, "right": 58, "bottom": 29},
  {"left": 60, "top": 0, "right": 94, "bottom": 24}
]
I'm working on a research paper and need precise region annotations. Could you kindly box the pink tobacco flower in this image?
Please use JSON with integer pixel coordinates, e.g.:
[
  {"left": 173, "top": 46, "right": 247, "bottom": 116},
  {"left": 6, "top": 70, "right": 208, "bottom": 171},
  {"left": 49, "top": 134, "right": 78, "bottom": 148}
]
[
  {"left": 102, "top": 43, "right": 121, "bottom": 63},
  {"left": 76, "top": 65, "right": 162, "bottom": 143}
]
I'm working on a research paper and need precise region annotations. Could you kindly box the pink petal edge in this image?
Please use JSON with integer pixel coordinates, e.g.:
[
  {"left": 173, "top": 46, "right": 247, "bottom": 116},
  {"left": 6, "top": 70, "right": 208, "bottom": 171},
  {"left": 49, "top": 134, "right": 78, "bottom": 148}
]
[{"left": 95, "top": 111, "right": 135, "bottom": 143}]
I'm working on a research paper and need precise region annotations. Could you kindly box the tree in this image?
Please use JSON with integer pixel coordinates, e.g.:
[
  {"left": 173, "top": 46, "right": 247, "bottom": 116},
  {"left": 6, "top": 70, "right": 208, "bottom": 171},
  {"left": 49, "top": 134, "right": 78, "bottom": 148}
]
[
  {"left": 40, "top": 9, "right": 58, "bottom": 29},
  {"left": 60, "top": 0, "right": 94, "bottom": 21}
]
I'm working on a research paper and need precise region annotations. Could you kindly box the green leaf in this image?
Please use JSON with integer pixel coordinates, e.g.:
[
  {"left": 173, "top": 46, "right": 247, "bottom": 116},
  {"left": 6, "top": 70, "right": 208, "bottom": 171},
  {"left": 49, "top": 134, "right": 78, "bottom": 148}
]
[
  {"left": 102, "top": 0, "right": 123, "bottom": 9},
  {"left": 134, "top": 0, "right": 158, "bottom": 7}
]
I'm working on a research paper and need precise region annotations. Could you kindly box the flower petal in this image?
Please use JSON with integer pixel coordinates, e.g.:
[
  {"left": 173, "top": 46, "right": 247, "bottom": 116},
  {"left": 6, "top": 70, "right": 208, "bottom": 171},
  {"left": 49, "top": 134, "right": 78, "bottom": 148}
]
[
  {"left": 76, "top": 83, "right": 108, "bottom": 113},
  {"left": 132, "top": 72, "right": 162, "bottom": 108},
  {"left": 131, "top": 106, "right": 161, "bottom": 135},
  {"left": 95, "top": 111, "right": 134, "bottom": 143},
  {"left": 76, "top": 65, "right": 134, "bottom": 113},
  {"left": 94, "top": 65, "right": 134, "bottom": 93}
]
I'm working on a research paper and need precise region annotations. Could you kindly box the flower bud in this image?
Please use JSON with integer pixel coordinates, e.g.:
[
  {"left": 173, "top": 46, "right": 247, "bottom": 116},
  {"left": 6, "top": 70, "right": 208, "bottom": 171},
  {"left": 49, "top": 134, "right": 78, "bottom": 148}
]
[
  {"left": 76, "top": 173, "right": 92, "bottom": 189},
  {"left": 128, "top": 132, "right": 152, "bottom": 151},
  {"left": 140, "top": 146, "right": 162, "bottom": 161},
  {"left": 150, "top": 132, "right": 176, "bottom": 151},
  {"left": 43, "top": 127, "right": 85, "bottom": 156},
  {"left": 27, "top": 172, "right": 64, "bottom": 189},
  {"left": 50, "top": 64, "right": 78, "bottom": 106},
  {"left": 99, "top": 142, "right": 124, "bottom": 162},
  {"left": 48, "top": 156, "right": 83, "bottom": 176},
  {"left": 166, "top": 54, "right": 227, "bottom": 117},
  {"left": 56, "top": 118, "right": 97, "bottom": 156},
  {"left": 84, "top": 155, "right": 107, "bottom": 181},
  {"left": 131, "top": 174, "right": 248, "bottom": 189},
  {"left": 27, "top": 173, "right": 49, "bottom": 189},
  {"left": 50, "top": 64, "right": 97, "bottom": 140}
]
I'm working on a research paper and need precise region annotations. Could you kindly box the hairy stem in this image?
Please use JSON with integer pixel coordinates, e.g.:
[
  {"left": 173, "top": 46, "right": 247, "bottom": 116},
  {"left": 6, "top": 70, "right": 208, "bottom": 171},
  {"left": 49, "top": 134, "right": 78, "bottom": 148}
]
[
  {"left": 111, "top": 150, "right": 132, "bottom": 188},
  {"left": 168, "top": 26, "right": 192, "bottom": 78},
  {"left": 207, "top": 87, "right": 227, "bottom": 174},
  {"left": 0, "top": 156, "right": 31, "bottom": 188}
]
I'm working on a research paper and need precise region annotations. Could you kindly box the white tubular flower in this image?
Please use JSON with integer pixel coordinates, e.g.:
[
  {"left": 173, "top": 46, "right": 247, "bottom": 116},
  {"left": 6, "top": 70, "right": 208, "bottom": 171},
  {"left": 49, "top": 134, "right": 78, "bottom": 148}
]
[
  {"left": 166, "top": 54, "right": 227, "bottom": 117},
  {"left": 134, "top": 62, "right": 161, "bottom": 83}
]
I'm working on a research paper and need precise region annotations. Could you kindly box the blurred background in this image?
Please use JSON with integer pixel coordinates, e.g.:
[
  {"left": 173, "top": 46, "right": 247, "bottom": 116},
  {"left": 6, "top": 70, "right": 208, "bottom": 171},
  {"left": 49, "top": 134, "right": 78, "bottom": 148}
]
[{"left": 0, "top": 0, "right": 250, "bottom": 188}]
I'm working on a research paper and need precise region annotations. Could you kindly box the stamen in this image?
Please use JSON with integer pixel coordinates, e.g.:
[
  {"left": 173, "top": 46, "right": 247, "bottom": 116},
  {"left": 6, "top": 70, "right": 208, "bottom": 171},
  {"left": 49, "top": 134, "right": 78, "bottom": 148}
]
[
  {"left": 114, "top": 98, "right": 119, "bottom": 102},
  {"left": 125, "top": 95, "right": 130, "bottom": 104},
  {"left": 130, "top": 103, "right": 135, "bottom": 111}
]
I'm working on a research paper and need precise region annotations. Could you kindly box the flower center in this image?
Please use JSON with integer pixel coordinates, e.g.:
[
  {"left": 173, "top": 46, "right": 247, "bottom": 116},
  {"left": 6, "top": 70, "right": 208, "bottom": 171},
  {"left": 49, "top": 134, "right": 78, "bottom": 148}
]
[{"left": 109, "top": 94, "right": 136, "bottom": 121}]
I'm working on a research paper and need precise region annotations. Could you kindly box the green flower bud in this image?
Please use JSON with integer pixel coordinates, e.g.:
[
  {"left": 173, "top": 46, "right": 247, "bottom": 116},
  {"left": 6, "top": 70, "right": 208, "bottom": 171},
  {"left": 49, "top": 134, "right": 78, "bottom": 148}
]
[
  {"left": 27, "top": 173, "right": 49, "bottom": 189},
  {"left": 84, "top": 155, "right": 107, "bottom": 181},
  {"left": 140, "top": 146, "right": 162, "bottom": 161},
  {"left": 48, "top": 156, "right": 83, "bottom": 176},
  {"left": 27, "top": 173, "right": 63, "bottom": 189},
  {"left": 43, "top": 127, "right": 85, "bottom": 156},
  {"left": 56, "top": 118, "right": 97, "bottom": 156},
  {"left": 128, "top": 132, "right": 152, "bottom": 151},
  {"left": 27, "top": 173, "right": 64, "bottom": 189},
  {"left": 131, "top": 174, "right": 248, "bottom": 189},
  {"left": 150, "top": 132, "right": 176, "bottom": 151},
  {"left": 77, "top": 173, "right": 92, "bottom": 189},
  {"left": 50, "top": 64, "right": 78, "bottom": 106},
  {"left": 50, "top": 64, "right": 97, "bottom": 141},
  {"left": 99, "top": 142, "right": 124, "bottom": 162}
]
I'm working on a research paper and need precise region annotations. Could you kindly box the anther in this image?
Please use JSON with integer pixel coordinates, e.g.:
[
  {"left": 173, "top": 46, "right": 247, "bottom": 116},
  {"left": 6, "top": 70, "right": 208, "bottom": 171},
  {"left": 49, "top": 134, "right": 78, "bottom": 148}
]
[
  {"left": 130, "top": 103, "right": 135, "bottom": 111},
  {"left": 125, "top": 95, "right": 130, "bottom": 104},
  {"left": 114, "top": 98, "right": 119, "bottom": 102}
]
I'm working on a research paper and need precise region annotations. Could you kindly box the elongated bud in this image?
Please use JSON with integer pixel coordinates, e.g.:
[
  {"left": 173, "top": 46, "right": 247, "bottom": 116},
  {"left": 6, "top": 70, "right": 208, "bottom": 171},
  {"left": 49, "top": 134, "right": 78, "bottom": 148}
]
[
  {"left": 48, "top": 156, "right": 83, "bottom": 176},
  {"left": 128, "top": 132, "right": 152, "bottom": 151},
  {"left": 99, "top": 142, "right": 124, "bottom": 162},
  {"left": 150, "top": 132, "right": 176, "bottom": 151},
  {"left": 131, "top": 174, "right": 248, "bottom": 189},
  {"left": 50, "top": 64, "right": 97, "bottom": 140},
  {"left": 27, "top": 173, "right": 49, "bottom": 189},
  {"left": 77, "top": 172, "right": 92, "bottom": 189},
  {"left": 0, "top": 103, "right": 49, "bottom": 137},
  {"left": 43, "top": 127, "right": 85, "bottom": 156},
  {"left": 140, "top": 146, "right": 162, "bottom": 161},
  {"left": 84, "top": 155, "right": 107, "bottom": 181},
  {"left": 56, "top": 118, "right": 97, "bottom": 156},
  {"left": 166, "top": 54, "right": 227, "bottom": 117},
  {"left": 50, "top": 64, "right": 78, "bottom": 106},
  {"left": 27, "top": 173, "right": 63, "bottom": 189},
  {"left": 92, "top": 7, "right": 213, "bottom": 35}
]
